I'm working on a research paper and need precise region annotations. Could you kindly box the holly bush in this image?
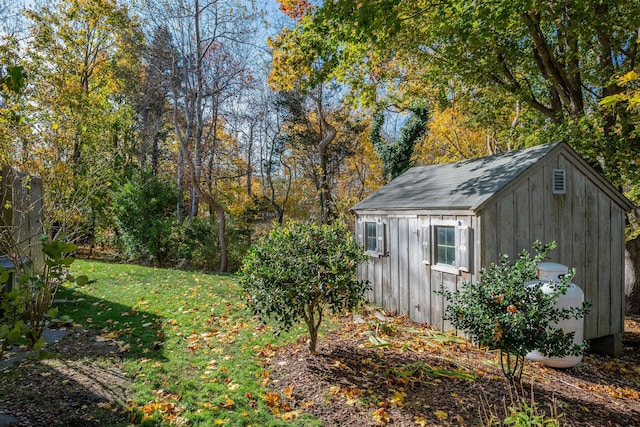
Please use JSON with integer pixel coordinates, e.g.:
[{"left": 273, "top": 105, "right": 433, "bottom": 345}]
[
  {"left": 439, "top": 242, "right": 589, "bottom": 381},
  {"left": 239, "top": 221, "right": 369, "bottom": 354}
]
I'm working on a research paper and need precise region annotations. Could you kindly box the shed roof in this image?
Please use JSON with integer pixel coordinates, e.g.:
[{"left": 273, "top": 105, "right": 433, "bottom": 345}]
[{"left": 352, "top": 142, "right": 630, "bottom": 212}]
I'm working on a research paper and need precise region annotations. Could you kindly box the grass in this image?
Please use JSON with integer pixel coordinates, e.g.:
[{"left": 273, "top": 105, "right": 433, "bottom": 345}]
[{"left": 55, "top": 259, "right": 325, "bottom": 426}]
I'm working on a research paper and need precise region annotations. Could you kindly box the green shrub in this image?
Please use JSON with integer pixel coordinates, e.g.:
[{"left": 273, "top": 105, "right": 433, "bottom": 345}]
[
  {"left": 173, "top": 218, "right": 218, "bottom": 270},
  {"left": 439, "top": 242, "right": 589, "bottom": 382},
  {"left": 238, "top": 221, "right": 369, "bottom": 353},
  {"left": 0, "top": 238, "right": 88, "bottom": 355},
  {"left": 113, "top": 170, "right": 179, "bottom": 266},
  {"left": 172, "top": 217, "right": 250, "bottom": 272}
]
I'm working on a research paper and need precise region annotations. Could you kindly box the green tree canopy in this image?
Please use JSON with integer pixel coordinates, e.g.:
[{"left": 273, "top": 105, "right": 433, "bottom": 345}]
[{"left": 270, "top": 0, "right": 640, "bottom": 188}]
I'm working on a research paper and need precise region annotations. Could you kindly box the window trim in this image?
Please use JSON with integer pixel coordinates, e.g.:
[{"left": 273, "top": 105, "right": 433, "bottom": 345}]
[
  {"left": 364, "top": 221, "right": 378, "bottom": 253},
  {"left": 358, "top": 217, "right": 387, "bottom": 257},
  {"left": 434, "top": 225, "right": 456, "bottom": 267},
  {"left": 424, "top": 219, "right": 473, "bottom": 275}
]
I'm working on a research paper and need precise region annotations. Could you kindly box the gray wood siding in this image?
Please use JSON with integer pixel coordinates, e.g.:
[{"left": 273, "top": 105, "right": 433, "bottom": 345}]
[
  {"left": 478, "top": 151, "right": 626, "bottom": 342},
  {"left": 357, "top": 213, "right": 475, "bottom": 330}
]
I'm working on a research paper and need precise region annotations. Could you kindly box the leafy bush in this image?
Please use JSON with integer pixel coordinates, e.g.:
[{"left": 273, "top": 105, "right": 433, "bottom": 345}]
[
  {"left": 172, "top": 218, "right": 218, "bottom": 270},
  {"left": 439, "top": 242, "right": 589, "bottom": 381},
  {"left": 171, "top": 217, "right": 250, "bottom": 272},
  {"left": 113, "top": 171, "right": 179, "bottom": 266},
  {"left": 239, "top": 221, "right": 369, "bottom": 353},
  {"left": 1, "top": 238, "right": 88, "bottom": 355}
]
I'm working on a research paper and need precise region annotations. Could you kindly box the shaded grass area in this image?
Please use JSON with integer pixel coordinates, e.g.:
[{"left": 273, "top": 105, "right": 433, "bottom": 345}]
[{"left": 12, "top": 260, "right": 324, "bottom": 426}]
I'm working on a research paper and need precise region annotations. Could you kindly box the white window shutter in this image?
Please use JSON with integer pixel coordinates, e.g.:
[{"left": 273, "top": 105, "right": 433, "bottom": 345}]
[
  {"left": 376, "top": 221, "right": 386, "bottom": 256},
  {"left": 356, "top": 217, "right": 364, "bottom": 246},
  {"left": 421, "top": 226, "right": 431, "bottom": 264},
  {"left": 456, "top": 226, "right": 472, "bottom": 273}
]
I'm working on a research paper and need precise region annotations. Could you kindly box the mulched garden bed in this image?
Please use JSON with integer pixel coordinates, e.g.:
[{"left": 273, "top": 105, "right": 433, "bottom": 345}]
[{"left": 266, "top": 312, "right": 640, "bottom": 426}]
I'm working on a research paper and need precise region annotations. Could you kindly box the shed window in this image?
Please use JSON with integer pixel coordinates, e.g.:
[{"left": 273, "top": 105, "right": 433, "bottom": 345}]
[
  {"left": 365, "top": 222, "right": 378, "bottom": 252},
  {"left": 435, "top": 226, "right": 456, "bottom": 266}
]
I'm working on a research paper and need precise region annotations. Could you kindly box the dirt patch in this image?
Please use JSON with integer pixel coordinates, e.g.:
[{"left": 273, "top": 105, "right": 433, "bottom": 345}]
[
  {"left": 0, "top": 329, "right": 131, "bottom": 427},
  {"left": 266, "top": 312, "right": 640, "bottom": 426}
]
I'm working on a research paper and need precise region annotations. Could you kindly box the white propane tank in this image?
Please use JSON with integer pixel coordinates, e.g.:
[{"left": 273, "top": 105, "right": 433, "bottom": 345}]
[{"left": 525, "top": 262, "right": 585, "bottom": 368}]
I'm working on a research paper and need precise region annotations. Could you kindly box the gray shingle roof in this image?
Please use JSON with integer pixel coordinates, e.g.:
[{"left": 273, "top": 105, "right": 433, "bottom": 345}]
[{"left": 352, "top": 142, "right": 561, "bottom": 211}]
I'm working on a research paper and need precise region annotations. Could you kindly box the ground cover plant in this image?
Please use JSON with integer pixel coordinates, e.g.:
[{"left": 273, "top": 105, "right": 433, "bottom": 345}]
[{"left": 0, "top": 260, "right": 639, "bottom": 426}]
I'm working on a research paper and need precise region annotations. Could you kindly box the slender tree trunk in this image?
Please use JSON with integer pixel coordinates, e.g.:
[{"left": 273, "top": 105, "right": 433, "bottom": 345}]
[
  {"left": 177, "top": 145, "right": 185, "bottom": 223},
  {"left": 182, "top": 142, "right": 228, "bottom": 272},
  {"left": 214, "top": 204, "right": 227, "bottom": 272},
  {"left": 246, "top": 123, "right": 254, "bottom": 197},
  {"left": 151, "top": 134, "right": 159, "bottom": 175},
  {"left": 625, "top": 236, "right": 640, "bottom": 314},
  {"left": 311, "top": 93, "right": 336, "bottom": 224},
  {"left": 190, "top": 139, "right": 200, "bottom": 219}
]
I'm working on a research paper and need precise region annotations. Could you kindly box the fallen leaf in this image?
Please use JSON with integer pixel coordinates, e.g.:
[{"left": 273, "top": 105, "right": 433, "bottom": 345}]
[
  {"left": 281, "top": 410, "right": 301, "bottom": 421},
  {"left": 414, "top": 416, "right": 427, "bottom": 426},
  {"left": 372, "top": 408, "right": 390, "bottom": 425},
  {"left": 434, "top": 409, "right": 448, "bottom": 420},
  {"left": 390, "top": 390, "right": 406, "bottom": 407},
  {"left": 265, "top": 391, "right": 280, "bottom": 408},
  {"left": 284, "top": 383, "right": 295, "bottom": 399}
]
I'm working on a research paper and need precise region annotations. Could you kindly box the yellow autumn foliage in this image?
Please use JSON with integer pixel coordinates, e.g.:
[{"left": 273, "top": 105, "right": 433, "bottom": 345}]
[{"left": 412, "top": 107, "right": 490, "bottom": 166}]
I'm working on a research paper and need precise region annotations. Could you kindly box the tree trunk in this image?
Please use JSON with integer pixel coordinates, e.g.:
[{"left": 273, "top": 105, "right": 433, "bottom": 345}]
[
  {"left": 312, "top": 94, "right": 336, "bottom": 224},
  {"left": 303, "top": 303, "right": 322, "bottom": 354},
  {"left": 177, "top": 145, "right": 185, "bottom": 223},
  {"left": 182, "top": 143, "right": 228, "bottom": 272},
  {"left": 214, "top": 204, "right": 227, "bottom": 273},
  {"left": 625, "top": 236, "right": 640, "bottom": 314}
]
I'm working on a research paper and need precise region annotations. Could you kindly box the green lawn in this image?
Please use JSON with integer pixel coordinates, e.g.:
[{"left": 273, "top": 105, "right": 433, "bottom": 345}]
[{"left": 56, "top": 259, "right": 324, "bottom": 426}]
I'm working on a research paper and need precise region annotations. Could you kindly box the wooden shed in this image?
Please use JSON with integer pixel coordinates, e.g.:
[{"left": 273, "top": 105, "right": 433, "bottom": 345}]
[{"left": 352, "top": 142, "right": 634, "bottom": 355}]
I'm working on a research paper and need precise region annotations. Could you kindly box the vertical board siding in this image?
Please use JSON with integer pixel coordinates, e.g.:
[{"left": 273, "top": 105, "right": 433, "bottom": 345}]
[
  {"left": 408, "top": 217, "right": 425, "bottom": 323},
  {"left": 374, "top": 252, "right": 384, "bottom": 304},
  {"left": 497, "top": 190, "right": 516, "bottom": 257},
  {"left": 386, "top": 216, "right": 399, "bottom": 313},
  {"left": 597, "top": 193, "right": 612, "bottom": 337},
  {"left": 398, "top": 217, "right": 410, "bottom": 315},
  {"left": 570, "top": 164, "right": 587, "bottom": 289},
  {"left": 442, "top": 273, "right": 457, "bottom": 331},
  {"left": 417, "top": 216, "right": 432, "bottom": 324},
  {"left": 528, "top": 167, "right": 546, "bottom": 245},
  {"left": 583, "top": 179, "right": 599, "bottom": 339},
  {"left": 431, "top": 269, "right": 444, "bottom": 330},
  {"left": 557, "top": 155, "right": 573, "bottom": 264},
  {"left": 514, "top": 180, "right": 531, "bottom": 254},
  {"left": 542, "top": 164, "right": 560, "bottom": 248},
  {"left": 482, "top": 204, "right": 498, "bottom": 267},
  {"left": 610, "top": 204, "right": 624, "bottom": 336},
  {"left": 361, "top": 261, "right": 372, "bottom": 302}
]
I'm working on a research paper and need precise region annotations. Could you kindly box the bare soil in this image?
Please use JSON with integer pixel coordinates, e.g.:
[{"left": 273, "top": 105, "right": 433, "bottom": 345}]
[
  {"left": 0, "top": 328, "right": 131, "bottom": 426},
  {"left": 266, "top": 312, "right": 640, "bottom": 426}
]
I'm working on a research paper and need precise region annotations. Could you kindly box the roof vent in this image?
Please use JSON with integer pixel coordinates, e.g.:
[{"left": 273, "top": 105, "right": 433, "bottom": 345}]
[{"left": 552, "top": 169, "right": 566, "bottom": 194}]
